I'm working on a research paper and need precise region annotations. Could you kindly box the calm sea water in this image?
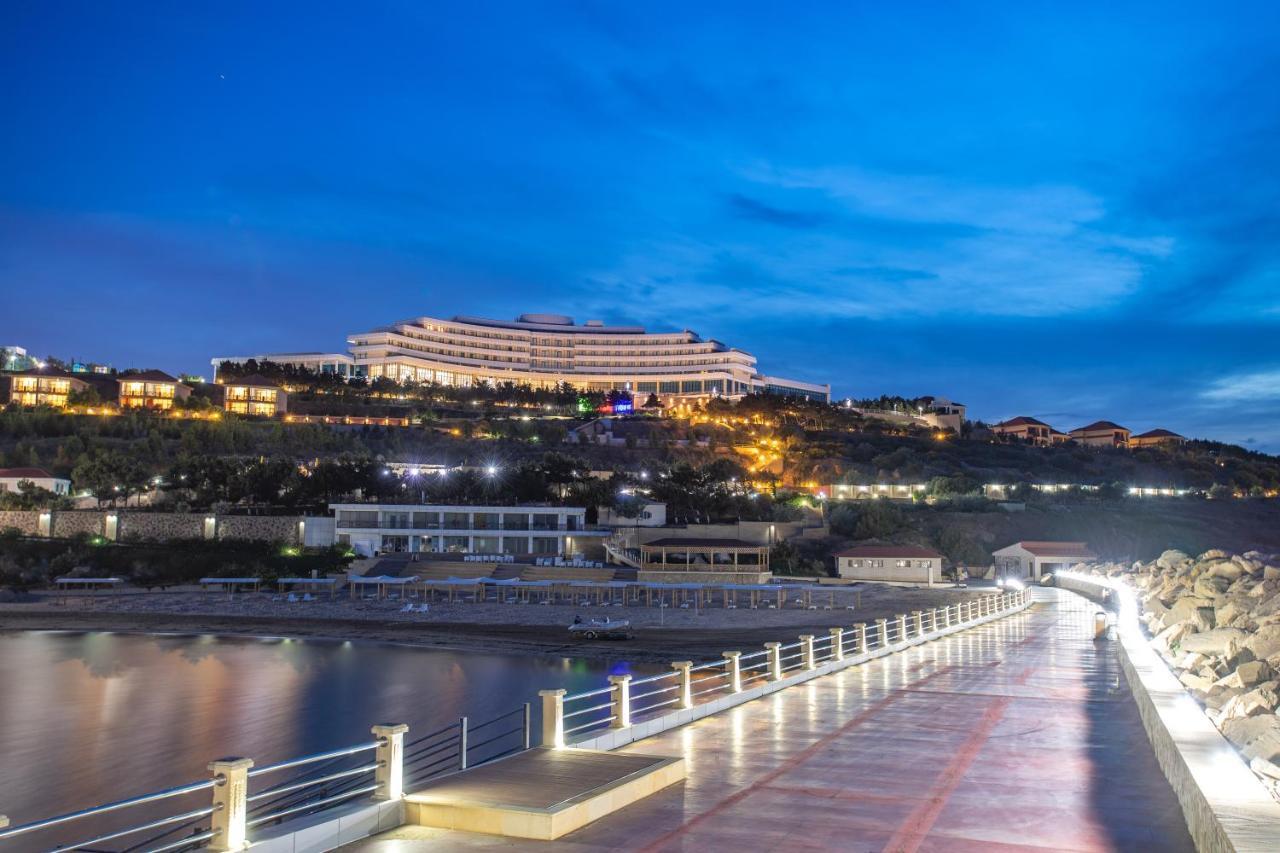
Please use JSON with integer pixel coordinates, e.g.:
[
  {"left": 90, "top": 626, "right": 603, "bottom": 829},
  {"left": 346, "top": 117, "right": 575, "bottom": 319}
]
[{"left": 0, "top": 630, "right": 648, "bottom": 840}]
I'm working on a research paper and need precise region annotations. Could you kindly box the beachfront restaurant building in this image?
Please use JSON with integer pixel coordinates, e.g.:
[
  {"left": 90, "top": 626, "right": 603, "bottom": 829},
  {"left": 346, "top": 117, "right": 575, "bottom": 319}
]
[
  {"left": 329, "top": 503, "right": 605, "bottom": 558},
  {"left": 638, "top": 537, "right": 772, "bottom": 584}
]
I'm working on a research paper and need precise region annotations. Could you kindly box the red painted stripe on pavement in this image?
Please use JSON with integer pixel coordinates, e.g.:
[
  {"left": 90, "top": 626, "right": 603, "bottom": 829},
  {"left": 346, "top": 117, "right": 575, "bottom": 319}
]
[
  {"left": 881, "top": 694, "right": 1013, "bottom": 853},
  {"left": 637, "top": 665, "right": 958, "bottom": 853}
]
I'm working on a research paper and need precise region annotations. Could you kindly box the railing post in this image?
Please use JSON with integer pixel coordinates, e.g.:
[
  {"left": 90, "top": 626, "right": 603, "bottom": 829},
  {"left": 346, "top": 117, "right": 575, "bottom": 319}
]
[
  {"left": 672, "top": 661, "right": 694, "bottom": 708},
  {"left": 895, "top": 615, "right": 907, "bottom": 643},
  {"left": 208, "top": 757, "right": 253, "bottom": 852},
  {"left": 911, "top": 611, "right": 923, "bottom": 638},
  {"left": 875, "top": 618, "right": 888, "bottom": 648},
  {"left": 1021, "top": 589, "right": 1028, "bottom": 605},
  {"left": 764, "top": 642, "right": 783, "bottom": 681},
  {"left": 0, "top": 816, "right": 7, "bottom": 830},
  {"left": 799, "top": 635, "right": 815, "bottom": 670},
  {"left": 371, "top": 723, "right": 408, "bottom": 801},
  {"left": 829, "top": 627, "right": 844, "bottom": 661},
  {"left": 458, "top": 716, "right": 469, "bottom": 769},
  {"left": 853, "top": 623, "right": 866, "bottom": 654},
  {"left": 523, "top": 702, "right": 532, "bottom": 750},
  {"left": 723, "top": 651, "right": 743, "bottom": 693},
  {"left": 608, "top": 674, "right": 632, "bottom": 729},
  {"left": 539, "top": 689, "right": 566, "bottom": 748},
  {"left": 929, "top": 608, "right": 940, "bottom": 633}
]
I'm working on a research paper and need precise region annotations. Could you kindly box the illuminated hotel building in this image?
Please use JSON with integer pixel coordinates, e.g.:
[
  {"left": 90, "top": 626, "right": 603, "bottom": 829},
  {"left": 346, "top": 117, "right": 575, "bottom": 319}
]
[{"left": 214, "top": 313, "right": 829, "bottom": 402}]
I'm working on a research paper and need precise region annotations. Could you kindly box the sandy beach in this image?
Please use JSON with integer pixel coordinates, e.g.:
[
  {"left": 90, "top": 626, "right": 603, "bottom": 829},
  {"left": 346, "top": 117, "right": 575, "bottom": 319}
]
[{"left": 0, "top": 583, "right": 991, "bottom": 663}]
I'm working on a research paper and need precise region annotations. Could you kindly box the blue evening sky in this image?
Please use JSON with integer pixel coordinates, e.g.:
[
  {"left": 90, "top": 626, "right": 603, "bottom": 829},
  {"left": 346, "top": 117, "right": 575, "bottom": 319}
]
[{"left": 3, "top": 3, "right": 1279, "bottom": 449}]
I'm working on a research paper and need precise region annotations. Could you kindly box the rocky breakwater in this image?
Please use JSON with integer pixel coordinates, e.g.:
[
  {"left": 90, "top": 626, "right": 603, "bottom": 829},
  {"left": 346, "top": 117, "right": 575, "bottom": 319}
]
[{"left": 1090, "top": 548, "right": 1280, "bottom": 798}]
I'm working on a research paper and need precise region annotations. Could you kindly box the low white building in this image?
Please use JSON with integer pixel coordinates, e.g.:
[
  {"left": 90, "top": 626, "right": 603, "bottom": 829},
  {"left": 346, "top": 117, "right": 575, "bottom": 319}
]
[
  {"left": 329, "top": 503, "right": 606, "bottom": 557},
  {"left": 992, "top": 540, "right": 1096, "bottom": 581},
  {"left": 834, "top": 545, "right": 945, "bottom": 586},
  {"left": 598, "top": 501, "right": 667, "bottom": 527},
  {"left": 0, "top": 467, "right": 71, "bottom": 496}
]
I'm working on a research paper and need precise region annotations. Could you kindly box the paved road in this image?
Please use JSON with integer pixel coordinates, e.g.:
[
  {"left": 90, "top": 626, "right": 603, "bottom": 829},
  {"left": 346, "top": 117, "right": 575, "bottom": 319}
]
[{"left": 349, "top": 588, "right": 1194, "bottom": 852}]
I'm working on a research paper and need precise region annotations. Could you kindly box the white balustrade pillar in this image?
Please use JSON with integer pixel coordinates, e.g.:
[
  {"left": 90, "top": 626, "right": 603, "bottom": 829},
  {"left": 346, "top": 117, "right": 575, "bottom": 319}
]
[
  {"left": 895, "top": 614, "right": 907, "bottom": 643},
  {"left": 672, "top": 661, "right": 694, "bottom": 709},
  {"left": 829, "top": 627, "right": 844, "bottom": 661},
  {"left": 764, "top": 642, "right": 783, "bottom": 681},
  {"left": 608, "top": 674, "right": 632, "bottom": 729},
  {"left": 371, "top": 723, "right": 408, "bottom": 801},
  {"left": 799, "top": 635, "right": 815, "bottom": 670},
  {"left": 875, "top": 618, "right": 889, "bottom": 648},
  {"left": 723, "top": 651, "right": 743, "bottom": 693},
  {"left": 854, "top": 623, "right": 867, "bottom": 654},
  {"left": 208, "top": 757, "right": 253, "bottom": 852},
  {"left": 911, "top": 610, "right": 923, "bottom": 638},
  {"left": 539, "top": 688, "right": 566, "bottom": 748}
]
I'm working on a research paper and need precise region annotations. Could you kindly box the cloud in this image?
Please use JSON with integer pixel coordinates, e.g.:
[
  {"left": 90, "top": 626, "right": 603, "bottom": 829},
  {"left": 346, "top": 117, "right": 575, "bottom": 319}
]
[
  {"left": 727, "top": 193, "right": 828, "bottom": 229},
  {"left": 1201, "top": 369, "right": 1280, "bottom": 403}
]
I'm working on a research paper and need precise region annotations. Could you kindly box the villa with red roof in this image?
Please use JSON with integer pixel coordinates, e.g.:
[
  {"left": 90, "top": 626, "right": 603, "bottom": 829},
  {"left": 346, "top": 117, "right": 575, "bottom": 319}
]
[
  {"left": 1130, "top": 428, "right": 1186, "bottom": 448},
  {"left": 1069, "top": 420, "right": 1131, "bottom": 448},
  {"left": 991, "top": 416, "right": 1055, "bottom": 446},
  {"left": 0, "top": 467, "right": 71, "bottom": 496}
]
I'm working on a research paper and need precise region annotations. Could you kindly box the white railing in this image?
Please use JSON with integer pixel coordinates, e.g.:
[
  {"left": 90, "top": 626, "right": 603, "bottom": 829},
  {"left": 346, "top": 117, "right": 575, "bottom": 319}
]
[
  {"left": 0, "top": 705, "right": 531, "bottom": 852},
  {"left": 540, "top": 589, "right": 1030, "bottom": 747}
]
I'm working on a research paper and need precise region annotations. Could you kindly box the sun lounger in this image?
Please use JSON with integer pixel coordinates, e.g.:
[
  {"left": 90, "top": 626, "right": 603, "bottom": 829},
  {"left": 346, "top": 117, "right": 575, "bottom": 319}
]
[
  {"left": 400, "top": 602, "right": 414, "bottom": 612},
  {"left": 287, "top": 593, "right": 299, "bottom": 603}
]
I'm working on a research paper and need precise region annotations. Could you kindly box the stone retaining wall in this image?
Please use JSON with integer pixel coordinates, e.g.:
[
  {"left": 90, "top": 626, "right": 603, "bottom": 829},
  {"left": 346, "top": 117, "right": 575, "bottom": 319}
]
[
  {"left": 0, "top": 510, "right": 41, "bottom": 536},
  {"left": 51, "top": 511, "right": 104, "bottom": 539},
  {"left": 119, "top": 512, "right": 205, "bottom": 542},
  {"left": 216, "top": 515, "right": 301, "bottom": 544},
  {"left": 7, "top": 511, "right": 305, "bottom": 545}
]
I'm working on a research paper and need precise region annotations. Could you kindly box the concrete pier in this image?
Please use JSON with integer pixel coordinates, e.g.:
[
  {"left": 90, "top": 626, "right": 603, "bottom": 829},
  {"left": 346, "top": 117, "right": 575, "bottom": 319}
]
[{"left": 349, "top": 588, "right": 1195, "bottom": 851}]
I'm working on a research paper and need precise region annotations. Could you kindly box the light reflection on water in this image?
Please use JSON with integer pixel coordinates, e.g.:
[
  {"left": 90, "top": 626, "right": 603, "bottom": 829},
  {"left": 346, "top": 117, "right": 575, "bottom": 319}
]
[{"left": 0, "top": 631, "right": 649, "bottom": 827}]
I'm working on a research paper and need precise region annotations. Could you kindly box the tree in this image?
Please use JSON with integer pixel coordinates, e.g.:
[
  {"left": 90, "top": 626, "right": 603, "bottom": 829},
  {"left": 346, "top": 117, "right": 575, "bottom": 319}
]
[{"left": 72, "top": 450, "right": 149, "bottom": 506}]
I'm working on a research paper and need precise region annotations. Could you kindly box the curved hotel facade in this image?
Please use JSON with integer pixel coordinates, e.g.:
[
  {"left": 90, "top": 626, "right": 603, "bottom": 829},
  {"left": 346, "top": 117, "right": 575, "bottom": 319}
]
[{"left": 214, "top": 313, "right": 829, "bottom": 402}]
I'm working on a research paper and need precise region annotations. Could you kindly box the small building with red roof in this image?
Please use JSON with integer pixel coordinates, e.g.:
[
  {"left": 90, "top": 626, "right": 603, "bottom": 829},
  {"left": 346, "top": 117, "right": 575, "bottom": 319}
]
[
  {"left": 0, "top": 467, "right": 71, "bottom": 496},
  {"left": 991, "top": 541, "right": 1096, "bottom": 581}
]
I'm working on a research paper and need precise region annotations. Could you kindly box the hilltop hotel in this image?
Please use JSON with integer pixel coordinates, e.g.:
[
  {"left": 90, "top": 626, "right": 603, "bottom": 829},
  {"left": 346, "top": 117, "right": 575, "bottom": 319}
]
[{"left": 213, "top": 313, "right": 829, "bottom": 402}]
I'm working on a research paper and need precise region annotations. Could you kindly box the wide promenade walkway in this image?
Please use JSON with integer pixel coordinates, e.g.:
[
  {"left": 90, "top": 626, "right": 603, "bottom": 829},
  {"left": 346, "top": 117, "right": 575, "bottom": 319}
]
[{"left": 350, "top": 589, "right": 1194, "bottom": 852}]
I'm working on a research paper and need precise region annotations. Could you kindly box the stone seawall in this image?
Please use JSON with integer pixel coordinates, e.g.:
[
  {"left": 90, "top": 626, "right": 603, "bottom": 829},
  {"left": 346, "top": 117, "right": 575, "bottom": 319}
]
[{"left": 1057, "top": 569, "right": 1280, "bottom": 851}]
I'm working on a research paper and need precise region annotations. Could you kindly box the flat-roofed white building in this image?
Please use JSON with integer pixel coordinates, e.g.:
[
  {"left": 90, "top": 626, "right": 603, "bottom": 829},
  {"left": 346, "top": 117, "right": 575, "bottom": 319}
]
[
  {"left": 834, "top": 545, "right": 945, "bottom": 586},
  {"left": 214, "top": 313, "right": 829, "bottom": 403},
  {"left": 329, "top": 503, "right": 606, "bottom": 557}
]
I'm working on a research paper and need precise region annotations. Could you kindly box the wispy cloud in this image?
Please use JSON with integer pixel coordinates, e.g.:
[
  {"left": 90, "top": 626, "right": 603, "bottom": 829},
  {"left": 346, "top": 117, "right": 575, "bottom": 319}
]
[{"left": 1201, "top": 369, "right": 1280, "bottom": 403}]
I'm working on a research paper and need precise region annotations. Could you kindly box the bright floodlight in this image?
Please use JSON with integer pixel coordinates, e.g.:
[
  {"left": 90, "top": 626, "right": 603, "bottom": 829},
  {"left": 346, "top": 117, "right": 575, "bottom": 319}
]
[{"left": 485, "top": 465, "right": 498, "bottom": 476}]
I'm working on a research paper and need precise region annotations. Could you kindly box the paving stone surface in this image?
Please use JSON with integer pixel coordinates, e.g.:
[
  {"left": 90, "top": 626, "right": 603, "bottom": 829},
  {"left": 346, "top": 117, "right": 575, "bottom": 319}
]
[{"left": 347, "top": 589, "right": 1195, "bottom": 852}]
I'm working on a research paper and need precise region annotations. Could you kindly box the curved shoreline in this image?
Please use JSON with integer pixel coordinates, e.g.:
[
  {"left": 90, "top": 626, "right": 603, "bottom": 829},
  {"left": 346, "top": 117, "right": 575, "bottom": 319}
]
[{"left": 0, "top": 610, "right": 637, "bottom": 661}]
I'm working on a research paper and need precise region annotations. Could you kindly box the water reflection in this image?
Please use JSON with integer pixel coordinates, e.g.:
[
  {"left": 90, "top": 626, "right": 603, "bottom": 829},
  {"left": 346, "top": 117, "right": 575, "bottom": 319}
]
[{"left": 0, "top": 631, "right": 650, "bottom": 827}]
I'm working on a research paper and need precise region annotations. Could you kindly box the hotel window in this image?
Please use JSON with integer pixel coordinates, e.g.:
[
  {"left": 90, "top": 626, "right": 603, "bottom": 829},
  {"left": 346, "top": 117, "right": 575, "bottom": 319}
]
[
  {"left": 636, "top": 382, "right": 656, "bottom": 393},
  {"left": 531, "top": 537, "right": 559, "bottom": 555},
  {"left": 681, "top": 380, "right": 702, "bottom": 393},
  {"left": 705, "top": 379, "right": 724, "bottom": 394},
  {"left": 659, "top": 381, "right": 679, "bottom": 393}
]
